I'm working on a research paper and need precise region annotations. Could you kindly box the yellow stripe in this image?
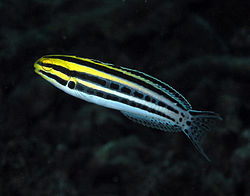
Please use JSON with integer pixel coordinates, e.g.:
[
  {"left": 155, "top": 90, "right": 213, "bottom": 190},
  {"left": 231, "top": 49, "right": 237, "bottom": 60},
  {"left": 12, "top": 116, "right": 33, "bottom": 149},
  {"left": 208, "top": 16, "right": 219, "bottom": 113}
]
[
  {"left": 35, "top": 55, "right": 179, "bottom": 118},
  {"left": 40, "top": 57, "right": 152, "bottom": 94},
  {"left": 35, "top": 63, "right": 70, "bottom": 81},
  {"left": 38, "top": 56, "right": 171, "bottom": 104},
  {"left": 42, "top": 55, "right": 156, "bottom": 87}
]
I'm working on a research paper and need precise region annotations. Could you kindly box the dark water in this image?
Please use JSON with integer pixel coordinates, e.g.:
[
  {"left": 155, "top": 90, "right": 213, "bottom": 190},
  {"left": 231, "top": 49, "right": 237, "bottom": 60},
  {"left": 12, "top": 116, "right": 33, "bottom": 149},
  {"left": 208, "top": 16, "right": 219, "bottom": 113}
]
[{"left": 1, "top": 0, "right": 250, "bottom": 195}]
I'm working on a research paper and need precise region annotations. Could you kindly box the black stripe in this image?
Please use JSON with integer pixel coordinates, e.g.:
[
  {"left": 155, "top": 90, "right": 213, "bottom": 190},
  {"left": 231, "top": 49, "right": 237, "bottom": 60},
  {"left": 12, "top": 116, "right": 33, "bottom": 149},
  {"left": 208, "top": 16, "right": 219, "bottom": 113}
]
[
  {"left": 42, "top": 60, "right": 181, "bottom": 114},
  {"left": 75, "top": 82, "right": 86, "bottom": 92},
  {"left": 39, "top": 62, "right": 70, "bottom": 76},
  {"left": 119, "top": 67, "right": 190, "bottom": 109},
  {"left": 40, "top": 61, "right": 108, "bottom": 88},
  {"left": 40, "top": 70, "right": 67, "bottom": 86},
  {"left": 133, "top": 91, "right": 144, "bottom": 99},
  {"left": 121, "top": 86, "right": 131, "bottom": 95},
  {"left": 74, "top": 71, "right": 106, "bottom": 87},
  {"left": 164, "top": 114, "right": 176, "bottom": 122},
  {"left": 75, "top": 83, "right": 175, "bottom": 122},
  {"left": 110, "top": 82, "right": 120, "bottom": 90},
  {"left": 44, "top": 56, "right": 188, "bottom": 110},
  {"left": 40, "top": 60, "right": 161, "bottom": 107},
  {"left": 158, "top": 101, "right": 166, "bottom": 107},
  {"left": 167, "top": 105, "right": 179, "bottom": 114}
]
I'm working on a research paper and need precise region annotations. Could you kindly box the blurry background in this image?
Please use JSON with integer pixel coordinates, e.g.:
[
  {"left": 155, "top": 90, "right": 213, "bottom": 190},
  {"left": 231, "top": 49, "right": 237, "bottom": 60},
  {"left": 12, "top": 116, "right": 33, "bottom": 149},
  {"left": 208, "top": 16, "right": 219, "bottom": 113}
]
[{"left": 0, "top": 0, "right": 250, "bottom": 195}]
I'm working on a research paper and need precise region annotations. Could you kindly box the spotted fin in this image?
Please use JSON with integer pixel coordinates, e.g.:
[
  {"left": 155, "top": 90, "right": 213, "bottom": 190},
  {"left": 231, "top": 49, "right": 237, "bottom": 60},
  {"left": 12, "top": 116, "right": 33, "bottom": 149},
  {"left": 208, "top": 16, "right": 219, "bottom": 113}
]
[
  {"left": 184, "top": 110, "right": 222, "bottom": 161},
  {"left": 121, "top": 111, "right": 182, "bottom": 132}
]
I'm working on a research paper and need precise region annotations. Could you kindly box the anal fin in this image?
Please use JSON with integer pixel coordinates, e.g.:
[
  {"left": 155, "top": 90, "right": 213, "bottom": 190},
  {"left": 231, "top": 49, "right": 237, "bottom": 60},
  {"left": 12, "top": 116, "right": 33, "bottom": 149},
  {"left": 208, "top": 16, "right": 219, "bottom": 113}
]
[{"left": 121, "top": 111, "right": 181, "bottom": 132}]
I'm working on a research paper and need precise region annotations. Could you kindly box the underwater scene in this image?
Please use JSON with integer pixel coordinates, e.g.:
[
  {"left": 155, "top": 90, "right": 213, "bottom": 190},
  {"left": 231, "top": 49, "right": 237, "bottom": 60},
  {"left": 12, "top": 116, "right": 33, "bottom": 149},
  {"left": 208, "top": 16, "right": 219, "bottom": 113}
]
[{"left": 1, "top": 0, "right": 249, "bottom": 195}]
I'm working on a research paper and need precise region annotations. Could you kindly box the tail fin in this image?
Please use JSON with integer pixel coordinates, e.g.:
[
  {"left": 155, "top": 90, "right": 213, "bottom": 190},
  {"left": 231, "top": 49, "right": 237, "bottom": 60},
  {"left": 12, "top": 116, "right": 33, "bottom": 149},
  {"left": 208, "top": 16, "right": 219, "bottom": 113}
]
[{"left": 183, "top": 110, "right": 222, "bottom": 161}]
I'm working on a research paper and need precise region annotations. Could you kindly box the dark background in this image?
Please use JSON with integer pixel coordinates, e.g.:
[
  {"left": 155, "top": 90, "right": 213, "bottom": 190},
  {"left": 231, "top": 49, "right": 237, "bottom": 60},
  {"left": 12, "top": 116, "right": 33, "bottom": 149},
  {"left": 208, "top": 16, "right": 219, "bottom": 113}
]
[{"left": 1, "top": 0, "right": 250, "bottom": 195}]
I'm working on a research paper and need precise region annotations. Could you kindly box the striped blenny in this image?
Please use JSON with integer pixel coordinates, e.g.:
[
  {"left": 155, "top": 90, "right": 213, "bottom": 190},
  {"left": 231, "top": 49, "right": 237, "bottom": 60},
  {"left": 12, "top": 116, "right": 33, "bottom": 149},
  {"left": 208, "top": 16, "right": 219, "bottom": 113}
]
[{"left": 34, "top": 55, "right": 222, "bottom": 161}]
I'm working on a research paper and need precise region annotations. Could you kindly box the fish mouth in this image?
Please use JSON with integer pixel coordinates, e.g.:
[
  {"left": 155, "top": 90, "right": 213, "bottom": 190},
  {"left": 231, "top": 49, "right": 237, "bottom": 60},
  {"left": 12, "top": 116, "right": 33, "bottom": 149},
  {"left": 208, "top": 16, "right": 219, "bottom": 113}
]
[
  {"left": 34, "top": 57, "right": 52, "bottom": 74},
  {"left": 34, "top": 58, "right": 49, "bottom": 79},
  {"left": 34, "top": 58, "right": 42, "bottom": 74},
  {"left": 34, "top": 60, "right": 54, "bottom": 83},
  {"left": 34, "top": 56, "right": 70, "bottom": 85}
]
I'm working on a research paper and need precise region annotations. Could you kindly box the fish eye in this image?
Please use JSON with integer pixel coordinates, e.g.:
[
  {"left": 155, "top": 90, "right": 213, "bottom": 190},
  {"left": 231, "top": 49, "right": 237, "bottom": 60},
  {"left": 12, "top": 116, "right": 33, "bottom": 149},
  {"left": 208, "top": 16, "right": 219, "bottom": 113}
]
[{"left": 39, "top": 59, "right": 53, "bottom": 71}]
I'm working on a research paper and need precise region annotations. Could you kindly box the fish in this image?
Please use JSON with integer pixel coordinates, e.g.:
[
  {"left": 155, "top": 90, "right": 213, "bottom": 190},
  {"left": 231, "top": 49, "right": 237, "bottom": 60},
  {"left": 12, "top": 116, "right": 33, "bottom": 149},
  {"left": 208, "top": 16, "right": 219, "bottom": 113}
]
[{"left": 34, "top": 55, "right": 222, "bottom": 161}]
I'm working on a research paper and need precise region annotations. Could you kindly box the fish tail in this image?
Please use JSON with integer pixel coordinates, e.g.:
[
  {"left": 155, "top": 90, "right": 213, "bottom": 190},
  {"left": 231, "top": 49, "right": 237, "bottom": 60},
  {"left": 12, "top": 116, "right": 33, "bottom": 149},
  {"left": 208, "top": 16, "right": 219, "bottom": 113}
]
[{"left": 183, "top": 110, "right": 222, "bottom": 161}]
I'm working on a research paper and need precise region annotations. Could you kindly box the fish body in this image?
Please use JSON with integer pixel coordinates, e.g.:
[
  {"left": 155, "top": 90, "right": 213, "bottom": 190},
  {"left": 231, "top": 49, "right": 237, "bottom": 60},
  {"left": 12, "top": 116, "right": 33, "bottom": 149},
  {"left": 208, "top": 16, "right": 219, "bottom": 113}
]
[{"left": 34, "top": 55, "right": 222, "bottom": 161}]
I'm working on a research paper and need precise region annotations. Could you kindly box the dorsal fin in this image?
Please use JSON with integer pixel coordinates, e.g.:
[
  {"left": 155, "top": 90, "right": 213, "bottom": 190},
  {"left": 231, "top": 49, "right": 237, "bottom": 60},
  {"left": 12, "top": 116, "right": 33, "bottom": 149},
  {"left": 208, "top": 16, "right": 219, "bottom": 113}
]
[{"left": 118, "top": 67, "right": 192, "bottom": 110}]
